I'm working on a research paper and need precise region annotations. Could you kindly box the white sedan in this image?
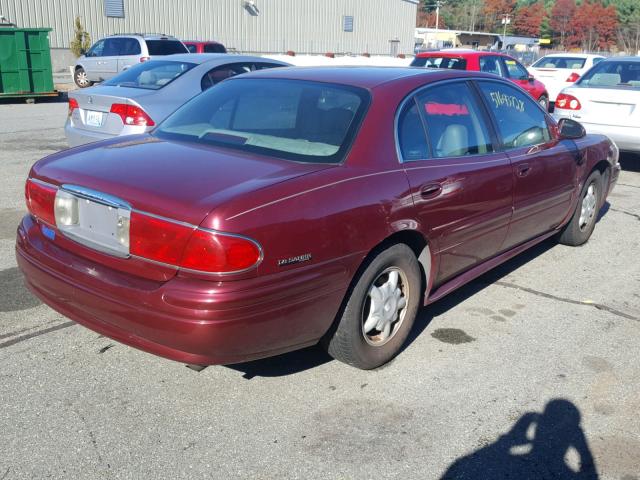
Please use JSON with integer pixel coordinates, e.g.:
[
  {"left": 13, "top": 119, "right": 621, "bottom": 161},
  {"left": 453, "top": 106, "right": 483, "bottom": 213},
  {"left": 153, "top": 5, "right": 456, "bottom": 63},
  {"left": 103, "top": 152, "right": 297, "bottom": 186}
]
[
  {"left": 529, "top": 53, "right": 604, "bottom": 103},
  {"left": 553, "top": 57, "right": 640, "bottom": 152}
]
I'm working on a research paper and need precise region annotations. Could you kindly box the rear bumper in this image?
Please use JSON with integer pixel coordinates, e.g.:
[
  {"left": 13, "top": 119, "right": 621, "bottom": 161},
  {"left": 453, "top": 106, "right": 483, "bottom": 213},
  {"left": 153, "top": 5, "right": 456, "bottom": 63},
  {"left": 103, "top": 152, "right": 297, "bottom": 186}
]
[{"left": 16, "top": 215, "right": 352, "bottom": 365}]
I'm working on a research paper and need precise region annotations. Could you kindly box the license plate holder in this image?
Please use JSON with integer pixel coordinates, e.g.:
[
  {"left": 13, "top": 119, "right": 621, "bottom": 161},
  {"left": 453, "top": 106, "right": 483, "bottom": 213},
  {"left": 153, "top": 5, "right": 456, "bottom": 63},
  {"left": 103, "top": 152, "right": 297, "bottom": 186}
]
[{"left": 85, "top": 110, "right": 104, "bottom": 127}]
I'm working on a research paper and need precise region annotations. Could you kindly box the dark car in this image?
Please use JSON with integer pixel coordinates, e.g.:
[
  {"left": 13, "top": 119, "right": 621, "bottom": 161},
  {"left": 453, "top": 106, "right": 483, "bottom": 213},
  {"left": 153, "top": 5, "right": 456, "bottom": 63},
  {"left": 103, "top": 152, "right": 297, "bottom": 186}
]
[
  {"left": 17, "top": 67, "right": 619, "bottom": 369},
  {"left": 411, "top": 50, "right": 551, "bottom": 110},
  {"left": 183, "top": 40, "right": 227, "bottom": 54}
]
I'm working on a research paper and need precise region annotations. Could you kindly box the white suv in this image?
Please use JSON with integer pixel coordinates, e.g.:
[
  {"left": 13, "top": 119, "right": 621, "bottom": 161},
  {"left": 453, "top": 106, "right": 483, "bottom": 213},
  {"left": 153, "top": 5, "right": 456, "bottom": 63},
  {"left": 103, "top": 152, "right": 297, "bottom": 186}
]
[{"left": 74, "top": 34, "right": 189, "bottom": 88}]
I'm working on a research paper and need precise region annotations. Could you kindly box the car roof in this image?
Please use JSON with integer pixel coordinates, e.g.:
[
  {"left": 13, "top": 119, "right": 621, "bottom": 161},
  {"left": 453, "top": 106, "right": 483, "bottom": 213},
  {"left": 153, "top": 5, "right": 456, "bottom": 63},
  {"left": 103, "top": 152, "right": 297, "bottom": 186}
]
[
  {"left": 598, "top": 56, "right": 640, "bottom": 62},
  {"left": 416, "top": 49, "right": 510, "bottom": 58},
  {"left": 537, "top": 53, "right": 603, "bottom": 59},
  {"left": 182, "top": 40, "right": 223, "bottom": 45},
  {"left": 149, "top": 53, "right": 289, "bottom": 66},
  {"left": 108, "top": 34, "right": 180, "bottom": 40},
  {"left": 229, "top": 66, "right": 494, "bottom": 89}
]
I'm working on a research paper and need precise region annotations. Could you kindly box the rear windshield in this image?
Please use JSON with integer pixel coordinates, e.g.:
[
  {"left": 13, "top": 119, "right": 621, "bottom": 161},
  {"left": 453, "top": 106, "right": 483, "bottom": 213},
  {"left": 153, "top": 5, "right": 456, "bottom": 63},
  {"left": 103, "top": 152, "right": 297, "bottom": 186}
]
[
  {"left": 155, "top": 79, "right": 370, "bottom": 164},
  {"left": 411, "top": 56, "right": 467, "bottom": 70},
  {"left": 103, "top": 60, "right": 196, "bottom": 90},
  {"left": 145, "top": 39, "right": 188, "bottom": 55},
  {"left": 532, "top": 57, "right": 586, "bottom": 69},
  {"left": 578, "top": 61, "right": 640, "bottom": 89}
]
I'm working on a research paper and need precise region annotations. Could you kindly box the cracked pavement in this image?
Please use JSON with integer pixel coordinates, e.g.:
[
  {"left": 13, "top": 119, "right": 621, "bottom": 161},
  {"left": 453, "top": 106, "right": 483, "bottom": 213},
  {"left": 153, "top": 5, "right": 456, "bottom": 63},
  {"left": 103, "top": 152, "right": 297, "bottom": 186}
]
[{"left": 0, "top": 101, "right": 639, "bottom": 479}]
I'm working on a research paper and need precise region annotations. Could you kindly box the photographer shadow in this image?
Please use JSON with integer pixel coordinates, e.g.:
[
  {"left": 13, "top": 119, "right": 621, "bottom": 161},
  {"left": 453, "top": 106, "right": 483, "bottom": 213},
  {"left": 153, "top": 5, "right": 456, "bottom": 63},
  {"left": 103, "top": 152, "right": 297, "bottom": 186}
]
[{"left": 441, "top": 399, "right": 599, "bottom": 480}]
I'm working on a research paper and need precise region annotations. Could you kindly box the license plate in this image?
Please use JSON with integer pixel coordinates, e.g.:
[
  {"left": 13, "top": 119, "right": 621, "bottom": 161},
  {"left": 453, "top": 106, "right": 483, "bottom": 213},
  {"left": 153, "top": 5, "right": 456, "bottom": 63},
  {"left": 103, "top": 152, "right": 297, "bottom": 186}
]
[{"left": 85, "top": 110, "right": 104, "bottom": 127}]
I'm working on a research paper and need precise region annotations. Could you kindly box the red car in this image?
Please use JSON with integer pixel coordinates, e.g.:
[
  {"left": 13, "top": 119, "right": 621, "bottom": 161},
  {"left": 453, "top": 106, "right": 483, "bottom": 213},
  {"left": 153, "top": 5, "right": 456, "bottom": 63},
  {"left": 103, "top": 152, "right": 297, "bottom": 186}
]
[
  {"left": 412, "top": 50, "right": 550, "bottom": 111},
  {"left": 183, "top": 40, "right": 227, "bottom": 54},
  {"left": 17, "top": 67, "right": 619, "bottom": 369}
]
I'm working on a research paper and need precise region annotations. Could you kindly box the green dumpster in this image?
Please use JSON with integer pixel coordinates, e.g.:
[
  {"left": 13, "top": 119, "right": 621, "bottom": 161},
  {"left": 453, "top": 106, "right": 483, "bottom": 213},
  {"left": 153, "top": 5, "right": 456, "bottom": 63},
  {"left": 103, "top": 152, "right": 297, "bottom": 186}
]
[{"left": 0, "top": 27, "right": 57, "bottom": 99}]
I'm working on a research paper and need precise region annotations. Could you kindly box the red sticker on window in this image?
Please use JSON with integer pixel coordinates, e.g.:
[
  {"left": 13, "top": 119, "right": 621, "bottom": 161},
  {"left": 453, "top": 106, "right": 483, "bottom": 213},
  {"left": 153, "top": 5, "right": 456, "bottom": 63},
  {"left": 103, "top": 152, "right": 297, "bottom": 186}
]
[{"left": 425, "top": 102, "right": 469, "bottom": 116}]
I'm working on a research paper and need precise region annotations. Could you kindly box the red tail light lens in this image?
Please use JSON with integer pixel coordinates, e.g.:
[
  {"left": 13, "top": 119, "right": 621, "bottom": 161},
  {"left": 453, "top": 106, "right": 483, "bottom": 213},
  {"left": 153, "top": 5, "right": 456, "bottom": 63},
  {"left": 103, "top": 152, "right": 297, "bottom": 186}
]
[
  {"left": 68, "top": 97, "right": 79, "bottom": 116},
  {"left": 565, "top": 72, "right": 580, "bottom": 83},
  {"left": 129, "top": 212, "right": 193, "bottom": 265},
  {"left": 129, "top": 212, "right": 261, "bottom": 273},
  {"left": 110, "top": 103, "right": 155, "bottom": 127},
  {"left": 139, "top": 56, "right": 150, "bottom": 63},
  {"left": 181, "top": 230, "right": 262, "bottom": 273},
  {"left": 556, "top": 93, "right": 582, "bottom": 110},
  {"left": 26, "top": 179, "right": 57, "bottom": 226}
]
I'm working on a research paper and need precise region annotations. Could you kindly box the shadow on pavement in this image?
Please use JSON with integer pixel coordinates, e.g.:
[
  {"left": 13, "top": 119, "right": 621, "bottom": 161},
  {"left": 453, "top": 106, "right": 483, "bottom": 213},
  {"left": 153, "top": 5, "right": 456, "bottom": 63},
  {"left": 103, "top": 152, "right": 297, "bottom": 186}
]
[
  {"left": 440, "top": 399, "right": 599, "bottom": 479},
  {"left": 619, "top": 152, "right": 640, "bottom": 173},
  {"left": 0, "top": 92, "right": 68, "bottom": 105}
]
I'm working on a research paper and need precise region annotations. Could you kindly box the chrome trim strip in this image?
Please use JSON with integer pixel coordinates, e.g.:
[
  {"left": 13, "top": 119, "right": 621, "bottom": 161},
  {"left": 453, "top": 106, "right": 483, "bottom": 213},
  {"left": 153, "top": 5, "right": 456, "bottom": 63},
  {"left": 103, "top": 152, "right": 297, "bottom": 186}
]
[
  {"left": 61, "top": 184, "right": 131, "bottom": 210},
  {"left": 29, "top": 177, "right": 58, "bottom": 189}
]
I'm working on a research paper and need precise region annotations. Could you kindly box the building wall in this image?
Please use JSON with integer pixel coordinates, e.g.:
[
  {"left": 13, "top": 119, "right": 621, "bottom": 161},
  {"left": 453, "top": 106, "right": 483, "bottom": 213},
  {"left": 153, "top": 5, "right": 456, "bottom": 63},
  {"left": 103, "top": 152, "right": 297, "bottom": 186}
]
[{"left": 1, "top": 0, "right": 417, "bottom": 60}]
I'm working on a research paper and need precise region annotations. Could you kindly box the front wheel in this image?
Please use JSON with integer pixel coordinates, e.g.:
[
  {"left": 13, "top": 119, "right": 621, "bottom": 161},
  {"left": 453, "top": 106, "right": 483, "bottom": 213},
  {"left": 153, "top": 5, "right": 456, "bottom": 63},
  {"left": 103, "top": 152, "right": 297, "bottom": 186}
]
[
  {"left": 558, "top": 170, "right": 602, "bottom": 246},
  {"left": 538, "top": 95, "right": 549, "bottom": 112},
  {"left": 324, "top": 243, "right": 422, "bottom": 369},
  {"left": 74, "top": 67, "right": 91, "bottom": 88}
]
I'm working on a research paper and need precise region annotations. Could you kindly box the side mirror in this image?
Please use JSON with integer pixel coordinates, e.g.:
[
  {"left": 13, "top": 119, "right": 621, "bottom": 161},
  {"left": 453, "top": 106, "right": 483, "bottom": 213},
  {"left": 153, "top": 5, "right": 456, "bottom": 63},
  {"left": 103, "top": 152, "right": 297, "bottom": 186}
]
[
  {"left": 527, "top": 74, "right": 535, "bottom": 83},
  {"left": 558, "top": 118, "right": 586, "bottom": 140}
]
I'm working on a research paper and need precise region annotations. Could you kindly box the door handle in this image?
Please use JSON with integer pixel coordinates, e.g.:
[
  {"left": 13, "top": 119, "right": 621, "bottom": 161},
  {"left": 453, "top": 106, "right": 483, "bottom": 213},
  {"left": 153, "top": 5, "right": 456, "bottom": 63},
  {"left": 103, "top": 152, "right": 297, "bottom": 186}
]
[
  {"left": 517, "top": 164, "right": 532, "bottom": 177},
  {"left": 420, "top": 183, "right": 442, "bottom": 199}
]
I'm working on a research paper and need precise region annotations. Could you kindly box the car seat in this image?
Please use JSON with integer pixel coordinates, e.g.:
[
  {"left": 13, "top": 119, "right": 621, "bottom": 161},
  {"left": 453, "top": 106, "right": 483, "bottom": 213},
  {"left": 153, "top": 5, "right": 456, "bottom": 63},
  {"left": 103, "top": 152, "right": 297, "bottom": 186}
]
[{"left": 437, "top": 124, "right": 469, "bottom": 157}]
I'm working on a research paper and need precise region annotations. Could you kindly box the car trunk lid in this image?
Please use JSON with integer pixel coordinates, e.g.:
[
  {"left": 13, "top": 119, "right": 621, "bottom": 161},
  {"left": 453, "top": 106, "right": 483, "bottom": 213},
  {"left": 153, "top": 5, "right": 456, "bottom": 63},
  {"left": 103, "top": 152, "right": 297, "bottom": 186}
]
[
  {"left": 564, "top": 86, "right": 640, "bottom": 127},
  {"left": 30, "top": 136, "right": 331, "bottom": 280},
  {"left": 69, "top": 87, "right": 156, "bottom": 136}
]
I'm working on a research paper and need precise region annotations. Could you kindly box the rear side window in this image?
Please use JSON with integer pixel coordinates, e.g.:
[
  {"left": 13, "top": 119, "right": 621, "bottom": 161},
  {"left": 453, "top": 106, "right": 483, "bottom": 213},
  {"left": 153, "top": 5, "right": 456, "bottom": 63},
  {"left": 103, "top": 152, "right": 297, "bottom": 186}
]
[
  {"left": 204, "top": 43, "right": 227, "bottom": 53},
  {"left": 185, "top": 44, "right": 198, "bottom": 53},
  {"left": 103, "top": 38, "right": 120, "bottom": 56},
  {"left": 103, "top": 60, "right": 196, "bottom": 89},
  {"left": 411, "top": 56, "right": 467, "bottom": 70},
  {"left": 477, "top": 81, "right": 550, "bottom": 149},
  {"left": 155, "top": 79, "right": 370, "bottom": 164},
  {"left": 201, "top": 62, "right": 283, "bottom": 90},
  {"left": 532, "top": 56, "right": 586, "bottom": 69},
  {"left": 502, "top": 58, "right": 529, "bottom": 80},
  {"left": 119, "top": 38, "right": 141, "bottom": 55},
  {"left": 145, "top": 40, "right": 188, "bottom": 55},
  {"left": 416, "top": 82, "right": 493, "bottom": 158},
  {"left": 397, "top": 102, "right": 428, "bottom": 161},
  {"left": 479, "top": 56, "right": 504, "bottom": 76}
]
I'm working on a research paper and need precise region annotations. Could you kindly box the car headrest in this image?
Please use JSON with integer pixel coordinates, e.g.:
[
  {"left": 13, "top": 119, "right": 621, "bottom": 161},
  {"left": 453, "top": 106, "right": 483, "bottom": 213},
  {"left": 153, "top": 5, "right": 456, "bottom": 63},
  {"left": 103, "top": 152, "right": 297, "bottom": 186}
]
[
  {"left": 437, "top": 124, "right": 468, "bottom": 158},
  {"left": 138, "top": 70, "right": 157, "bottom": 87},
  {"left": 590, "top": 73, "right": 621, "bottom": 86}
]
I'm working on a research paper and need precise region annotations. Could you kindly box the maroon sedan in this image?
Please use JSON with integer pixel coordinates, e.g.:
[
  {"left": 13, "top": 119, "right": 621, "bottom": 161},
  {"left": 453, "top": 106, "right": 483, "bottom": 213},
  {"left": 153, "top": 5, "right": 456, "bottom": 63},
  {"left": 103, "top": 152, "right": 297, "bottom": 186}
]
[{"left": 17, "top": 67, "right": 620, "bottom": 369}]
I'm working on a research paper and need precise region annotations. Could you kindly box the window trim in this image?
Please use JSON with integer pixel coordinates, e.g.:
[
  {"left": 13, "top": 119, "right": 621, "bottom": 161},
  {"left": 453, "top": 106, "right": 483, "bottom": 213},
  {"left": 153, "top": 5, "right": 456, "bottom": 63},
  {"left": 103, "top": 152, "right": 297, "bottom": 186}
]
[
  {"left": 394, "top": 78, "right": 500, "bottom": 163},
  {"left": 472, "top": 78, "right": 552, "bottom": 152}
]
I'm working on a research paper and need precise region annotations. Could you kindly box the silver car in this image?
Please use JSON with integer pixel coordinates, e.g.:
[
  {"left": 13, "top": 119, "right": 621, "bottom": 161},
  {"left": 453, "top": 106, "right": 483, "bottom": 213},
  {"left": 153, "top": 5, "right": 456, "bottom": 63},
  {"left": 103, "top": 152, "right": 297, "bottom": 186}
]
[
  {"left": 65, "top": 54, "right": 290, "bottom": 147},
  {"left": 553, "top": 56, "right": 640, "bottom": 153},
  {"left": 74, "top": 34, "right": 189, "bottom": 88}
]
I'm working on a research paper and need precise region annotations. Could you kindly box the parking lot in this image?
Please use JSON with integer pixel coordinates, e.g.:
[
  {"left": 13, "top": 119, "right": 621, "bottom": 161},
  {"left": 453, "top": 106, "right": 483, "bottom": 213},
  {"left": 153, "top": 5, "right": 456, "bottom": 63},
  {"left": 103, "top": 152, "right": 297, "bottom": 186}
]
[{"left": 1, "top": 100, "right": 639, "bottom": 479}]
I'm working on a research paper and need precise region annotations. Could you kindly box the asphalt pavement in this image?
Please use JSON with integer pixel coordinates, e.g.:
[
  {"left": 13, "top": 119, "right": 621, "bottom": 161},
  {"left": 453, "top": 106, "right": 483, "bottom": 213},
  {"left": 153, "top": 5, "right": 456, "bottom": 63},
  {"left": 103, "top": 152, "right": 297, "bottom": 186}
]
[{"left": 0, "top": 101, "right": 639, "bottom": 479}]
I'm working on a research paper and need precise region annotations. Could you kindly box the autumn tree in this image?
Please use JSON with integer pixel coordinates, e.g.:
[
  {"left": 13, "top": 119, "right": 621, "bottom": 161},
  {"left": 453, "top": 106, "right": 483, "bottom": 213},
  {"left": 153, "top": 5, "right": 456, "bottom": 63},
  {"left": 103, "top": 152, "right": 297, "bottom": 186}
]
[
  {"left": 483, "top": 0, "right": 517, "bottom": 32},
  {"left": 568, "top": 1, "right": 618, "bottom": 50},
  {"left": 513, "top": 2, "right": 547, "bottom": 37},
  {"left": 417, "top": 9, "right": 446, "bottom": 28},
  {"left": 549, "top": 0, "right": 576, "bottom": 47}
]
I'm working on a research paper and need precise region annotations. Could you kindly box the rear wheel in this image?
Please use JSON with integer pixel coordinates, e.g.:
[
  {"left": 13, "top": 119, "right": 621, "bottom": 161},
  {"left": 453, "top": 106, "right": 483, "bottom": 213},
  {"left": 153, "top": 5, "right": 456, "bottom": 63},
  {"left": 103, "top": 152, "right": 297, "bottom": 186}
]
[
  {"left": 538, "top": 95, "right": 549, "bottom": 111},
  {"left": 74, "top": 67, "right": 91, "bottom": 88},
  {"left": 558, "top": 170, "right": 602, "bottom": 246},
  {"left": 324, "top": 243, "right": 422, "bottom": 369}
]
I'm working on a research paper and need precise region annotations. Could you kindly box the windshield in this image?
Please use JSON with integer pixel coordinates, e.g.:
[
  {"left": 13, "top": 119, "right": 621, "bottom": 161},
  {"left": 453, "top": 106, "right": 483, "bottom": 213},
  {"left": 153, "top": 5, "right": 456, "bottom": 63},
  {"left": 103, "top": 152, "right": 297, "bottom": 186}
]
[
  {"left": 532, "top": 56, "right": 586, "bottom": 69},
  {"left": 103, "top": 60, "right": 196, "bottom": 90},
  {"left": 155, "top": 79, "right": 369, "bottom": 164},
  {"left": 145, "top": 39, "right": 188, "bottom": 55},
  {"left": 578, "top": 60, "right": 640, "bottom": 88},
  {"left": 411, "top": 56, "right": 467, "bottom": 70}
]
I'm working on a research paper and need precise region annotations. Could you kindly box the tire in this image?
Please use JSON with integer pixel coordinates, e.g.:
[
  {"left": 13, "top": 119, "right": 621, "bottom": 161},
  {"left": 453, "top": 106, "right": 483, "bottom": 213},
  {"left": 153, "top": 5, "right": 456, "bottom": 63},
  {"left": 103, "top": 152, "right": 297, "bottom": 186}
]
[
  {"left": 538, "top": 95, "right": 549, "bottom": 112},
  {"left": 558, "top": 170, "right": 602, "bottom": 246},
  {"left": 324, "top": 243, "right": 422, "bottom": 369},
  {"left": 74, "top": 67, "right": 91, "bottom": 88}
]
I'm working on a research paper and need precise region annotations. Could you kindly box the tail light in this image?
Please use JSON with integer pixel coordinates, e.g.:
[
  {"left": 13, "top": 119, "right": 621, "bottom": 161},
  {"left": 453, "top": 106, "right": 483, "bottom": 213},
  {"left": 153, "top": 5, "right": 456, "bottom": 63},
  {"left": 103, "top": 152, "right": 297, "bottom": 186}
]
[
  {"left": 139, "top": 56, "right": 150, "bottom": 63},
  {"left": 68, "top": 97, "right": 79, "bottom": 116},
  {"left": 556, "top": 93, "right": 581, "bottom": 110},
  {"left": 129, "top": 212, "right": 262, "bottom": 273},
  {"left": 565, "top": 72, "right": 580, "bottom": 83},
  {"left": 110, "top": 103, "right": 155, "bottom": 127},
  {"left": 25, "top": 179, "right": 57, "bottom": 226}
]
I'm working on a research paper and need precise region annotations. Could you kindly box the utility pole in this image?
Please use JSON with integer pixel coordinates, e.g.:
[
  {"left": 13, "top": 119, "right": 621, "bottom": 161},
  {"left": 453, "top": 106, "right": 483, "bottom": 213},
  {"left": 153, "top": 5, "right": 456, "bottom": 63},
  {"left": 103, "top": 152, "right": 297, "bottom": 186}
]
[{"left": 501, "top": 13, "right": 511, "bottom": 47}]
